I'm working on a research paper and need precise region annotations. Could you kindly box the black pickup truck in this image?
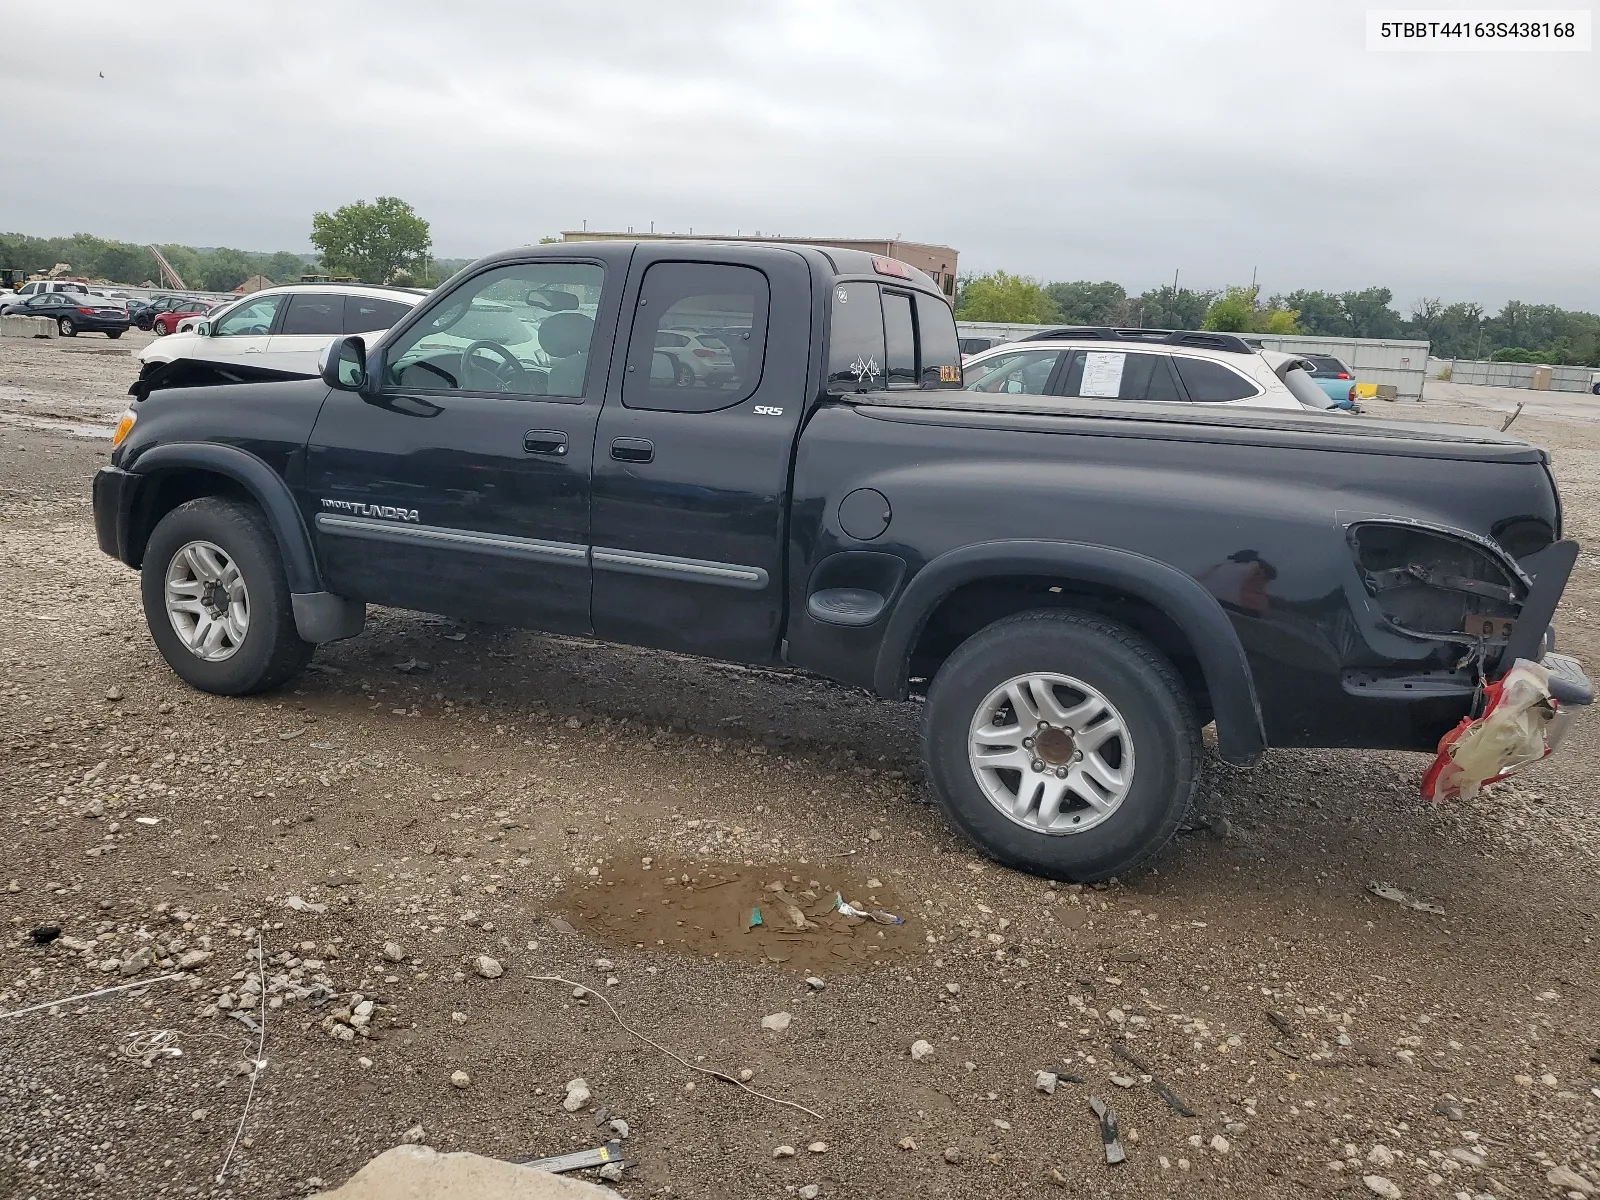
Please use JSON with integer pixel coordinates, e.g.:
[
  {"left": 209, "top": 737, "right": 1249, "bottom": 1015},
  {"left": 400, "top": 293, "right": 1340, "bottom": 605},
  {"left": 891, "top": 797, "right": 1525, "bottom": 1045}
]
[{"left": 93, "top": 240, "right": 1590, "bottom": 880}]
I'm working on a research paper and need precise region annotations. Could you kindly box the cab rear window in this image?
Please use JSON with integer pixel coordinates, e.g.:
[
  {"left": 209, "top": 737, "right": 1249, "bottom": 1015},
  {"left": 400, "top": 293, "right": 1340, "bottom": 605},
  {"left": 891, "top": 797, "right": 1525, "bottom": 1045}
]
[{"left": 827, "top": 282, "right": 961, "bottom": 393}]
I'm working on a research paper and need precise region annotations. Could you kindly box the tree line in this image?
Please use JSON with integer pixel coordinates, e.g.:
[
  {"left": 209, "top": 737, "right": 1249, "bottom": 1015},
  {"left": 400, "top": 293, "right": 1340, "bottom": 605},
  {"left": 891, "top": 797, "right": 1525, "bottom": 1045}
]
[
  {"left": 2, "top": 198, "right": 468, "bottom": 293},
  {"left": 955, "top": 272, "right": 1600, "bottom": 366}
]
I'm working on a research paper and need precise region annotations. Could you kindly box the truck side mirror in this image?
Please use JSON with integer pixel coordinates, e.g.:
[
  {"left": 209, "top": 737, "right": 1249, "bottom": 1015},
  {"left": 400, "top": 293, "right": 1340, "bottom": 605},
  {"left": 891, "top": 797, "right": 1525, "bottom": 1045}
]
[{"left": 320, "top": 335, "right": 367, "bottom": 390}]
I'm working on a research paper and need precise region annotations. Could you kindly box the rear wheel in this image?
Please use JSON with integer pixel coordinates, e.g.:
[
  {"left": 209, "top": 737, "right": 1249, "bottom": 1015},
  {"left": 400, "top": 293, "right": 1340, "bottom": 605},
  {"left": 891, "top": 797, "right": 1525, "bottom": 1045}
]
[
  {"left": 922, "top": 609, "right": 1200, "bottom": 881},
  {"left": 673, "top": 360, "right": 693, "bottom": 387},
  {"left": 1592, "top": 382, "right": 1600, "bottom": 396},
  {"left": 141, "top": 497, "right": 313, "bottom": 695},
  {"left": 106, "top": 330, "right": 123, "bottom": 340},
  {"left": 57, "top": 317, "right": 76, "bottom": 337}
]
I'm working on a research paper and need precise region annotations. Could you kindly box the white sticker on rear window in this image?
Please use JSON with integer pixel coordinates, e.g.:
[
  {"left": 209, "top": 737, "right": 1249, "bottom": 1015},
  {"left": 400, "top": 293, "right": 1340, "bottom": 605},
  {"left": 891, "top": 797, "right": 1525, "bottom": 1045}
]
[{"left": 1079, "top": 351, "right": 1125, "bottom": 398}]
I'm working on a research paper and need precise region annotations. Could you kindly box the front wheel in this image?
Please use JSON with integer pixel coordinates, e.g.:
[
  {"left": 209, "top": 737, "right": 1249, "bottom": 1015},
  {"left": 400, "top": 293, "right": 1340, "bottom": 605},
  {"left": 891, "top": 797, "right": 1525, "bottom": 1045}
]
[
  {"left": 153, "top": 322, "right": 168, "bottom": 336},
  {"left": 141, "top": 497, "right": 313, "bottom": 694},
  {"left": 58, "top": 317, "right": 76, "bottom": 337},
  {"left": 1591, "top": 382, "right": 1600, "bottom": 396},
  {"left": 922, "top": 609, "right": 1200, "bottom": 881}
]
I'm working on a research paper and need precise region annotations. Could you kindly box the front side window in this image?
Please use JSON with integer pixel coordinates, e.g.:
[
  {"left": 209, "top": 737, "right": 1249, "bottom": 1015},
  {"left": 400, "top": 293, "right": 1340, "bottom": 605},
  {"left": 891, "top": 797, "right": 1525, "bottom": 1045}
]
[
  {"left": 214, "top": 295, "right": 285, "bottom": 337},
  {"left": 280, "top": 294, "right": 343, "bottom": 336},
  {"left": 1059, "top": 350, "right": 1182, "bottom": 402},
  {"left": 964, "top": 348, "right": 1063, "bottom": 395},
  {"left": 623, "top": 262, "right": 769, "bottom": 413},
  {"left": 1173, "top": 356, "right": 1260, "bottom": 402},
  {"left": 385, "top": 262, "right": 605, "bottom": 399}
]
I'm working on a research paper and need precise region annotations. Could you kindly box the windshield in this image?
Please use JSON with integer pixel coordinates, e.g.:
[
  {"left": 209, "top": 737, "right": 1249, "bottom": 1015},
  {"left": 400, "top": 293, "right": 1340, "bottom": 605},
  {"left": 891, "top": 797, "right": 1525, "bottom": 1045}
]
[{"left": 1282, "top": 364, "right": 1338, "bottom": 409}]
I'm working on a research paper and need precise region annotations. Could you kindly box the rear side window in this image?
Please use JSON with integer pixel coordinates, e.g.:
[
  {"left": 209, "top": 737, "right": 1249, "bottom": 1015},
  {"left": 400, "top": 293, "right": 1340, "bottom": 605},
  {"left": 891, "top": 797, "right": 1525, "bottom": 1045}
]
[
  {"left": 828, "top": 283, "right": 960, "bottom": 392},
  {"left": 344, "top": 295, "right": 411, "bottom": 334},
  {"left": 1174, "top": 356, "right": 1259, "bottom": 402},
  {"left": 280, "top": 294, "right": 343, "bottom": 336},
  {"left": 1304, "top": 354, "right": 1349, "bottom": 377},
  {"left": 827, "top": 282, "right": 886, "bottom": 392},
  {"left": 883, "top": 292, "right": 917, "bottom": 386},
  {"left": 623, "top": 262, "right": 769, "bottom": 413},
  {"left": 916, "top": 292, "right": 961, "bottom": 387},
  {"left": 1059, "top": 351, "right": 1182, "bottom": 402}
]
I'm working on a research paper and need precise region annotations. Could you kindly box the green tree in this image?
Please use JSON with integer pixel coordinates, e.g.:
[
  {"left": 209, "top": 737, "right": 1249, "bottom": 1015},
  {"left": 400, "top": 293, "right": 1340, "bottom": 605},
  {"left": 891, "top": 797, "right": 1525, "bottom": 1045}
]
[
  {"left": 1202, "top": 286, "right": 1256, "bottom": 332},
  {"left": 266, "top": 250, "right": 308, "bottom": 283},
  {"left": 310, "top": 196, "right": 432, "bottom": 284},
  {"left": 1128, "top": 285, "right": 1216, "bottom": 330},
  {"left": 195, "top": 247, "right": 254, "bottom": 292},
  {"left": 1202, "top": 285, "right": 1301, "bottom": 334},
  {"left": 954, "top": 271, "right": 1060, "bottom": 324},
  {"left": 1044, "top": 280, "right": 1128, "bottom": 326}
]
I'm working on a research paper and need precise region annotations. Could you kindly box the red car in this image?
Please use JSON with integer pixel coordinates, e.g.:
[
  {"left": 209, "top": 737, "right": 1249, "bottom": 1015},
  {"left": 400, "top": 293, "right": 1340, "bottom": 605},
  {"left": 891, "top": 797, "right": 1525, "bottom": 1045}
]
[{"left": 152, "top": 299, "right": 219, "bottom": 336}]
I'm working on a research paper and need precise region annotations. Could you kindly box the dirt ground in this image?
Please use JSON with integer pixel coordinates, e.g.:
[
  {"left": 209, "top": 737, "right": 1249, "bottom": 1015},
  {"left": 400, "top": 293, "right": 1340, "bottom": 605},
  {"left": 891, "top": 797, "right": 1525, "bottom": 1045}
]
[{"left": 2, "top": 335, "right": 1598, "bottom": 1200}]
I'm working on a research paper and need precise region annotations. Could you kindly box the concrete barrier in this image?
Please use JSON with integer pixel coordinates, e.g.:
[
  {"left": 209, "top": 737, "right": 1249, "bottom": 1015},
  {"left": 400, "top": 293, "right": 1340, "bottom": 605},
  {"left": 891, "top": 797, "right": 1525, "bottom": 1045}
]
[{"left": 0, "top": 315, "right": 56, "bottom": 339}]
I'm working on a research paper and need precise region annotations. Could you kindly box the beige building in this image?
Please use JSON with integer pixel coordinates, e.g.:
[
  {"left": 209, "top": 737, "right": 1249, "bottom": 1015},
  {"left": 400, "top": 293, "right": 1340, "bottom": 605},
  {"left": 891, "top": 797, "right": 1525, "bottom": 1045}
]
[{"left": 561, "top": 231, "right": 958, "bottom": 297}]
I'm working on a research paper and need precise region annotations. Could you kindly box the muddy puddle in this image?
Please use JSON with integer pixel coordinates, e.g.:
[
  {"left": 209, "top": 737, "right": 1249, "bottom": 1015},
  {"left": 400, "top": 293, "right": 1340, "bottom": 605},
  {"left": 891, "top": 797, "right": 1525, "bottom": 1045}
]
[{"left": 557, "top": 854, "right": 921, "bottom": 974}]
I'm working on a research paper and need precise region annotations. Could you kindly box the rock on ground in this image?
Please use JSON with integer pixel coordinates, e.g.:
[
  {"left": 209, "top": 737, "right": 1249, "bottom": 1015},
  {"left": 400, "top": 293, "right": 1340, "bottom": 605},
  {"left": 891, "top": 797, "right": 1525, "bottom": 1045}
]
[{"left": 311, "top": 1145, "right": 616, "bottom": 1198}]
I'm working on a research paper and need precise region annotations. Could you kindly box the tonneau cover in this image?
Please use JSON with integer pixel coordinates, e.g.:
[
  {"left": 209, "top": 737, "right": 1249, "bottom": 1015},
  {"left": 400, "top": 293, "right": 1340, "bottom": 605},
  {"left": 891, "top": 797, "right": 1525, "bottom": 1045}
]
[{"left": 849, "top": 394, "right": 1547, "bottom": 465}]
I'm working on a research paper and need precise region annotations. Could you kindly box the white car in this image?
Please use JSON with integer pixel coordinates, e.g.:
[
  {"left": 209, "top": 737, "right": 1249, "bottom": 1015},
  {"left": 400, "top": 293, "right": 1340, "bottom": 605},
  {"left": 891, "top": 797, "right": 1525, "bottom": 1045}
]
[
  {"left": 652, "top": 328, "right": 738, "bottom": 386},
  {"left": 139, "top": 283, "right": 425, "bottom": 376},
  {"left": 959, "top": 328, "right": 1338, "bottom": 411}
]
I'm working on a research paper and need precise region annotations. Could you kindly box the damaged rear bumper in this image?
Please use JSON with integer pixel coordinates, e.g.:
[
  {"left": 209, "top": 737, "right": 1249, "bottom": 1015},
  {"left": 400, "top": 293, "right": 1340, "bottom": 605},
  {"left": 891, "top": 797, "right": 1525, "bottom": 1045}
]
[{"left": 1423, "top": 651, "right": 1591, "bottom": 801}]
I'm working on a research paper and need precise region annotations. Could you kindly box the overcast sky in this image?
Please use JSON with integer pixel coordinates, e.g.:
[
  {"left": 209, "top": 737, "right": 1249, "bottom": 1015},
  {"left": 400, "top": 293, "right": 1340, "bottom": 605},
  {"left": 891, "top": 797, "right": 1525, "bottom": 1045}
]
[{"left": 6, "top": 0, "right": 1597, "bottom": 310}]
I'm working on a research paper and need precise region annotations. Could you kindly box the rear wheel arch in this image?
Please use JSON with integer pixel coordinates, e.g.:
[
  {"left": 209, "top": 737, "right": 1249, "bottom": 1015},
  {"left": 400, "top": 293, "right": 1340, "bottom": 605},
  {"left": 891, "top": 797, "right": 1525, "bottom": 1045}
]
[{"left": 876, "top": 540, "right": 1266, "bottom": 766}]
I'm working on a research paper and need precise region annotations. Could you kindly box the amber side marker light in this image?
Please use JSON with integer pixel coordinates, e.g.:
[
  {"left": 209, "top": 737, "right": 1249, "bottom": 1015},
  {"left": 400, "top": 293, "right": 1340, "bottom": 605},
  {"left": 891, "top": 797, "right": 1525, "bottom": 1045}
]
[{"left": 112, "top": 409, "right": 136, "bottom": 447}]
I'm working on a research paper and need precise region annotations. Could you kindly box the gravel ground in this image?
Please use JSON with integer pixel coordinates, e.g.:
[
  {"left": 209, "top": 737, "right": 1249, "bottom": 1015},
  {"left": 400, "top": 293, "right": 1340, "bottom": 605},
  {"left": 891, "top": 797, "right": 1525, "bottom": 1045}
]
[{"left": 1, "top": 341, "right": 1598, "bottom": 1200}]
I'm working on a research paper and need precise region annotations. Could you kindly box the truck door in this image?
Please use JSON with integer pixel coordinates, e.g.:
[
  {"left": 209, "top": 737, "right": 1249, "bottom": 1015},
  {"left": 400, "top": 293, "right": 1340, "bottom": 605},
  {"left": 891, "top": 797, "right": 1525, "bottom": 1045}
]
[
  {"left": 589, "top": 246, "right": 812, "bottom": 662},
  {"left": 304, "top": 254, "right": 622, "bottom": 634}
]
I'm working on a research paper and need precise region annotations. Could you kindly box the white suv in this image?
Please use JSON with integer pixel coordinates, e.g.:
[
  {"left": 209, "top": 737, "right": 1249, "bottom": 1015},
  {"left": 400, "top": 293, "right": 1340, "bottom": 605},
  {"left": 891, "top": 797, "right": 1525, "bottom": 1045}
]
[
  {"left": 139, "top": 283, "right": 426, "bottom": 377},
  {"left": 960, "top": 328, "right": 1336, "bottom": 412}
]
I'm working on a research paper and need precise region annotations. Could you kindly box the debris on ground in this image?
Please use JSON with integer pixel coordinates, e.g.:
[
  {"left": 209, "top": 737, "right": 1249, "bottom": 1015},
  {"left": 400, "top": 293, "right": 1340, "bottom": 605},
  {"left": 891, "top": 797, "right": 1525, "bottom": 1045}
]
[
  {"left": 1264, "top": 1010, "right": 1296, "bottom": 1038},
  {"left": 761, "top": 1011, "right": 792, "bottom": 1032},
  {"left": 1035, "top": 1070, "right": 1058, "bottom": 1094},
  {"left": 531, "top": 976, "right": 824, "bottom": 1119},
  {"left": 1089, "top": 1096, "right": 1126, "bottom": 1165},
  {"left": 910, "top": 1039, "right": 935, "bottom": 1061},
  {"left": 27, "top": 925, "right": 60, "bottom": 944},
  {"left": 1112, "top": 1041, "right": 1197, "bottom": 1117},
  {"left": 118, "top": 1028, "right": 182, "bottom": 1067},
  {"left": 520, "top": 1141, "right": 624, "bottom": 1174},
  {"left": 1367, "top": 881, "right": 1445, "bottom": 915},
  {"left": 1362, "top": 1175, "right": 1401, "bottom": 1199}
]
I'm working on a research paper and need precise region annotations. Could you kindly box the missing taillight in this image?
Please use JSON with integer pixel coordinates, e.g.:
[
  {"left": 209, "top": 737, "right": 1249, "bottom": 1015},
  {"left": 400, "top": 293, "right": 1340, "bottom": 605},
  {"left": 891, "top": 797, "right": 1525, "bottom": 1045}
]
[{"left": 1351, "top": 522, "right": 1524, "bottom": 640}]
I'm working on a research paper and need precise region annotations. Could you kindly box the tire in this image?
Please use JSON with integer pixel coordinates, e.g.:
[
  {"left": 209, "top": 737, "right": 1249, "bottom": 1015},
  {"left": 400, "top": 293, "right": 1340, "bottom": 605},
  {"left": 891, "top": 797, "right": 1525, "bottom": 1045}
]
[
  {"left": 106, "top": 330, "right": 123, "bottom": 340},
  {"left": 141, "top": 497, "right": 313, "bottom": 695},
  {"left": 922, "top": 609, "right": 1200, "bottom": 882},
  {"left": 58, "top": 317, "right": 76, "bottom": 337},
  {"left": 153, "top": 322, "right": 168, "bottom": 336},
  {"left": 1591, "top": 383, "right": 1600, "bottom": 396},
  {"left": 673, "top": 360, "right": 694, "bottom": 387}
]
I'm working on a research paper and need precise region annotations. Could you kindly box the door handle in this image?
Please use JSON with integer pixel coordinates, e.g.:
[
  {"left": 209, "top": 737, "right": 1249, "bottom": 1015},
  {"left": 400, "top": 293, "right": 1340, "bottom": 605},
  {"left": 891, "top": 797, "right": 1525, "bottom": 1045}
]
[
  {"left": 523, "top": 429, "right": 569, "bottom": 456},
  {"left": 610, "top": 437, "right": 654, "bottom": 463}
]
